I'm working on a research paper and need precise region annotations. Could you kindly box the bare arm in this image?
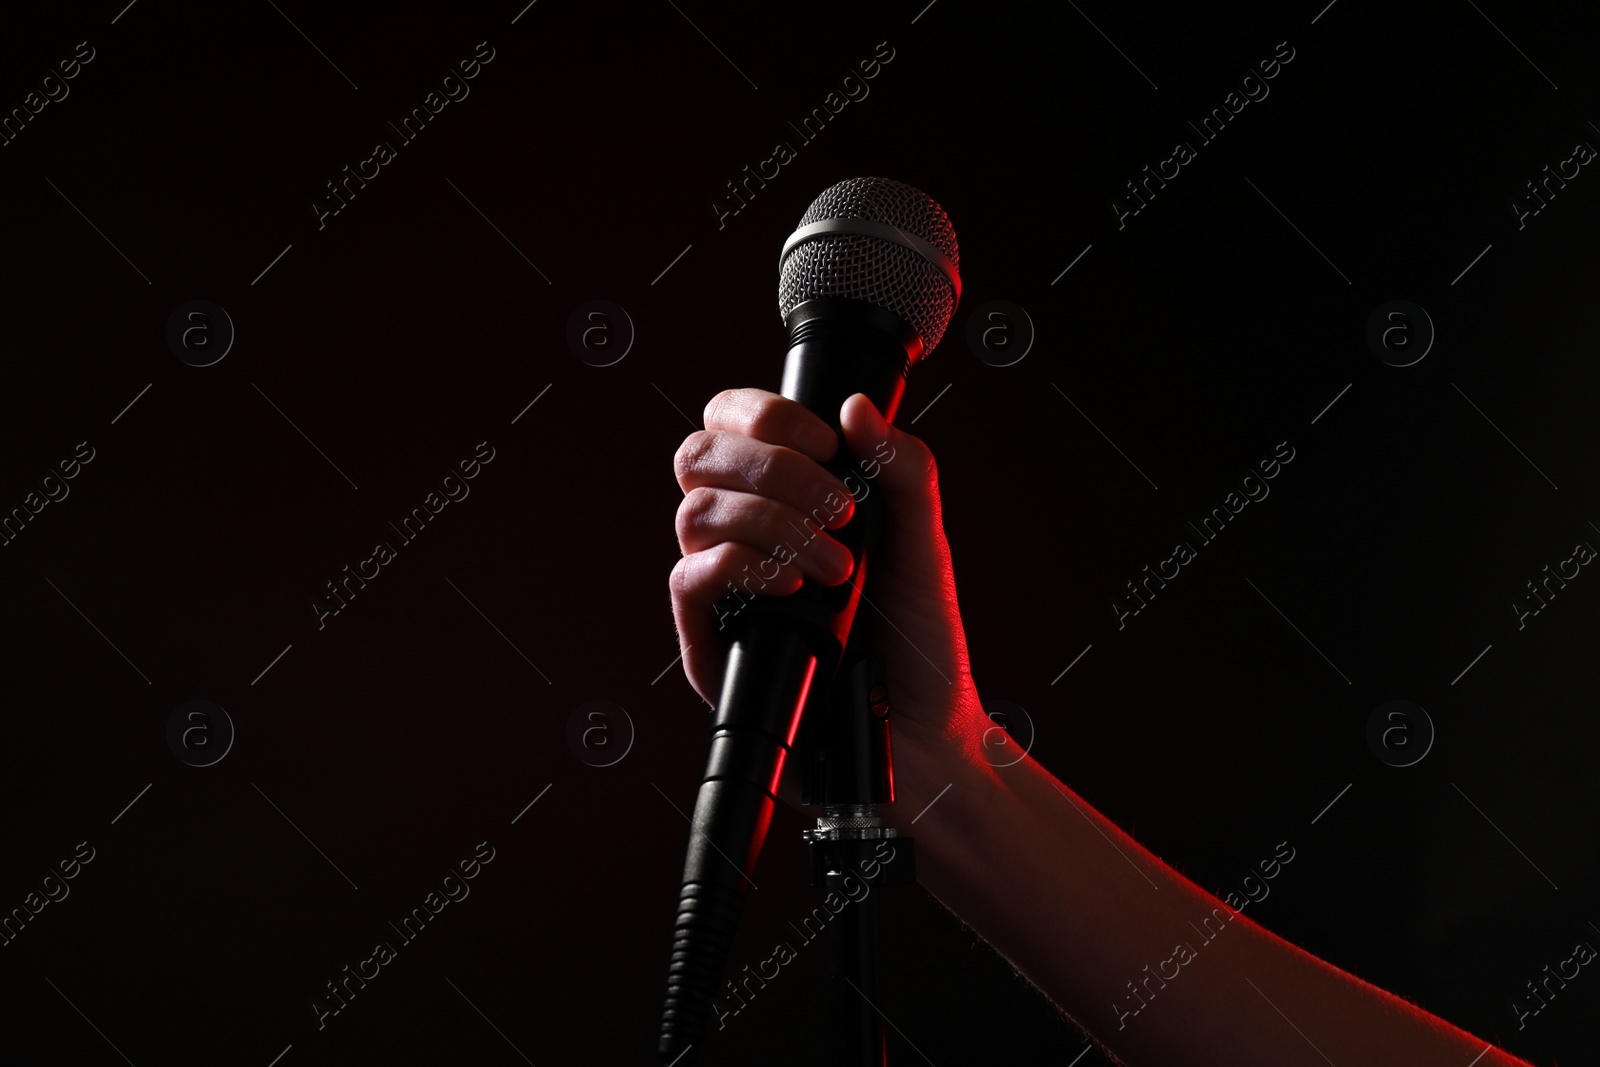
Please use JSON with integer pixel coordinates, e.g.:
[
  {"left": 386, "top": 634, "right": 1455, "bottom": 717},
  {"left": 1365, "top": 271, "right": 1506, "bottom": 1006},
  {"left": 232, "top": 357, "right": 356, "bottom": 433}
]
[
  {"left": 883, "top": 720, "right": 1530, "bottom": 1067},
  {"left": 670, "top": 387, "right": 1535, "bottom": 1066}
]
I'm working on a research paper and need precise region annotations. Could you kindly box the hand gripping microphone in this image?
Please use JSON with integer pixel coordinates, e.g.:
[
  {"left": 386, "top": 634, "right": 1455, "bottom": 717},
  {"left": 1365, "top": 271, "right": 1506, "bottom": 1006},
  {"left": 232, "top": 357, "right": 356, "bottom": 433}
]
[{"left": 657, "top": 177, "right": 960, "bottom": 1064}]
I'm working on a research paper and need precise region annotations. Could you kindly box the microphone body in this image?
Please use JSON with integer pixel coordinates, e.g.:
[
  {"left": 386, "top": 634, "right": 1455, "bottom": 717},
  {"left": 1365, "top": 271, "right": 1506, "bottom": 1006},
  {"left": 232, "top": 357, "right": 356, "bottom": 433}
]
[{"left": 659, "top": 178, "right": 959, "bottom": 1065}]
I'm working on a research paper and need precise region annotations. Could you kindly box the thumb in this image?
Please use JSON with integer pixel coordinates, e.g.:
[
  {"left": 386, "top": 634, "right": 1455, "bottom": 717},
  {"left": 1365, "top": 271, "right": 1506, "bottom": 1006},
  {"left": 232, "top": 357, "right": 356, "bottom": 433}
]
[
  {"left": 838, "top": 391, "right": 948, "bottom": 562},
  {"left": 837, "top": 392, "right": 981, "bottom": 736}
]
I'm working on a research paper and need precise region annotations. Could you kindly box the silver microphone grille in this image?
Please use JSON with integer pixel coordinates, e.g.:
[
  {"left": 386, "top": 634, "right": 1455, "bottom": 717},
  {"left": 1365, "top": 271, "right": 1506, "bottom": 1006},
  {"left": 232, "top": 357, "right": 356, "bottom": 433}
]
[{"left": 778, "top": 177, "right": 961, "bottom": 355}]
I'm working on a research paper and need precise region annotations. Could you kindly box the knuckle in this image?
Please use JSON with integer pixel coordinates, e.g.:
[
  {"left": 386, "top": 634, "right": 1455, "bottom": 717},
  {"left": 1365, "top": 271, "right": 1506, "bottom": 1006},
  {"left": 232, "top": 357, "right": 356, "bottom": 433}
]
[
  {"left": 702, "top": 388, "right": 740, "bottom": 429},
  {"left": 745, "top": 400, "right": 785, "bottom": 443},
  {"left": 669, "top": 555, "right": 693, "bottom": 602},
  {"left": 673, "top": 430, "right": 714, "bottom": 483},
  {"left": 699, "top": 541, "right": 744, "bottom": 587},
  {"left": 744, "top": 446, "right": 775, "bottom": 489},
  {"left": 675, "top": 486, "right": 720, "bottom": 545}
]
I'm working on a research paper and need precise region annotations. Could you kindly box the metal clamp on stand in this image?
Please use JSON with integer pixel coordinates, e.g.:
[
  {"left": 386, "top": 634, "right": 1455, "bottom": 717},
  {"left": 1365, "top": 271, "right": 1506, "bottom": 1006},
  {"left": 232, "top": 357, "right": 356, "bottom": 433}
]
[{"left": 801, "top": 645, "right": 916, "bottom": 1067}]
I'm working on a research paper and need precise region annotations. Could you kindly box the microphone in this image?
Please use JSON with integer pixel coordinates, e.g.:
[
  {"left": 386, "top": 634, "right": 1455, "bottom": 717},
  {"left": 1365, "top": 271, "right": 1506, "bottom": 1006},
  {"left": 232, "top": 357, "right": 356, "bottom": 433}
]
[{"left": 657, "top": 176, "right": 960, "bottom": 1064}]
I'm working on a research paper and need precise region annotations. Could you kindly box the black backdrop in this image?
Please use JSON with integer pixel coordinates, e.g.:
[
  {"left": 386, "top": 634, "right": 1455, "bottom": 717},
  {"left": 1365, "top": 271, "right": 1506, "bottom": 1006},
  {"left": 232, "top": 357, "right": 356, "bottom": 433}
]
[{"left": 1, "top": 1, "right": 1597, "bottom": 1064}]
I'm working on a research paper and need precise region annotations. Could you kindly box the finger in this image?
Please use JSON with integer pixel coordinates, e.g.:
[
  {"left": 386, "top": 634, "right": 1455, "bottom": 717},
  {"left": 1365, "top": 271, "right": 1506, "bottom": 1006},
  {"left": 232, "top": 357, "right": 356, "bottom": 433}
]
[
  {"left": 675, "top": 487, "right": 856, "bottom": 586},
  {"left": 670, "top": 542, "right": 805, "bottom": 705},
  {"left": 703, "top": 387, "right": 840, "bottom": 462},
  {"left": 836, "top": 392, "right": 976, "bottom": 740},
  {"left": 838, "top": 392, "right": 942, "bottom": 522},
  {"left": 674, "top": 430, "right": 855, "bottom": 530},
  {"left": 837, "top": 392, "right": 952, "bottom": 589}
]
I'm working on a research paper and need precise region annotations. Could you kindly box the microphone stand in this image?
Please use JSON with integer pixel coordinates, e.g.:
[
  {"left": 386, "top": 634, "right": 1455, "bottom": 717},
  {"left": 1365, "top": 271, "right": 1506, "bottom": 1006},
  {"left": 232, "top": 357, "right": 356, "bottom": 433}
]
[
  {"left": 657, "top": 297, "right": 927, "bottom": 1067},
  {"left": 798, "top": 611, "right": 916, "bottom": 1067}
]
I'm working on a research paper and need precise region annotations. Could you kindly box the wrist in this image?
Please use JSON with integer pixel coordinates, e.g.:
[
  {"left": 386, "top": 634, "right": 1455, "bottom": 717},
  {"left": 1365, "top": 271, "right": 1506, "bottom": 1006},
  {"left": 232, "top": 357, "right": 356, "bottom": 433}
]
[{"left": 880, "top": 699, "right": 1004, "bottom": 881}]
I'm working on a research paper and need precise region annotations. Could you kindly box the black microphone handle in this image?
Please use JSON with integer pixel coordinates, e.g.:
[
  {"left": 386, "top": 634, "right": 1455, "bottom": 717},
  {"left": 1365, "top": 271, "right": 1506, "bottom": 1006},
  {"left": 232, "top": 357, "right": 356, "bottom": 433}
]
[{"left": 657, "top": 298, "right": 919, "bottom": 1065}]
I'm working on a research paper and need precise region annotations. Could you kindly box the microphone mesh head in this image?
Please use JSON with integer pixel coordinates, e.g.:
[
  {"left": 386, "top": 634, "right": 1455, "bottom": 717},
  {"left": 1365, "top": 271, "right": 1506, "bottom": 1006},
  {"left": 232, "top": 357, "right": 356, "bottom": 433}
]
[{"left": 778, "top": 177, "right": 960, "bottom": 354}]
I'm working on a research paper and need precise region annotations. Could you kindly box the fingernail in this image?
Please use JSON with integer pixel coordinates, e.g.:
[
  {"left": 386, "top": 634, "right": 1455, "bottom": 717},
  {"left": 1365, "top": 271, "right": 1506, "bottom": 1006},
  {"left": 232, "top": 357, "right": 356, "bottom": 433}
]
[
  {"left": 819, "top": 478, "right": 855, "bottom": 525},
  {"left": 821, "top": 538, "right": 854, "bottom": 582}
]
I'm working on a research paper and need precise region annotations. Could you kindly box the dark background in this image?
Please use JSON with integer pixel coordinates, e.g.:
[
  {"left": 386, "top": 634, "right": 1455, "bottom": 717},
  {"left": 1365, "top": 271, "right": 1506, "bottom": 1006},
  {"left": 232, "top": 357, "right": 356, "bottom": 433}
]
[{"left": 1, "top": 0, "right": 1596, "bottom": 1064}]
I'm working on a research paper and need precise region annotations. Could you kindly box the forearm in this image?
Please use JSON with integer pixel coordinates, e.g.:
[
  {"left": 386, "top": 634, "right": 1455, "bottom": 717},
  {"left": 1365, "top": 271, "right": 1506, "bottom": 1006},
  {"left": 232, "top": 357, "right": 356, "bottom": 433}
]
[{"left": 884, "top": 728, "right": 1532, "bottom": 1067}]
